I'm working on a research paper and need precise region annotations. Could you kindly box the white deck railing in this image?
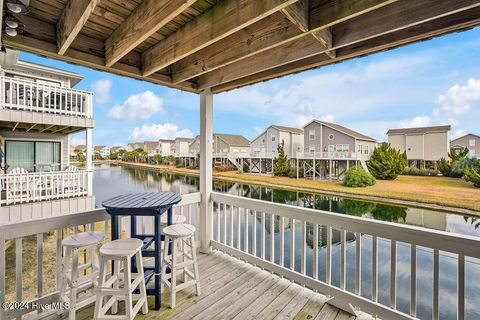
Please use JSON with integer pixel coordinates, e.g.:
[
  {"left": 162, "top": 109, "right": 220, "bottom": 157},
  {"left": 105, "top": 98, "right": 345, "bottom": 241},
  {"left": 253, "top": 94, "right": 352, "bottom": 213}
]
[
  {"left": 296, "top": 151, "right": 361, "bottom": 160},
  {"left": 210, "top": 192, "right": 480, "bottom": 320},
  {"left": 0, "top": 76, "right": 93, "bottom": 118},
  {"left": 0, "top": 171, "right": 90, "bottom": 206},
  {"left": 0, "top": 192, "right": 201, "bottom": 320}
]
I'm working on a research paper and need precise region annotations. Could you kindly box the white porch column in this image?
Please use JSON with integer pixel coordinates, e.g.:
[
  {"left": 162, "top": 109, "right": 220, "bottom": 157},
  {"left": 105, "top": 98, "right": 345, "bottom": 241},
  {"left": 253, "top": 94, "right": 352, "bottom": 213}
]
[
  {"left": 199, "top": 89, "right": 213, "bottom": 253},
  {"left": 86, "top": 128, "right": 93, "bottom": 196}
]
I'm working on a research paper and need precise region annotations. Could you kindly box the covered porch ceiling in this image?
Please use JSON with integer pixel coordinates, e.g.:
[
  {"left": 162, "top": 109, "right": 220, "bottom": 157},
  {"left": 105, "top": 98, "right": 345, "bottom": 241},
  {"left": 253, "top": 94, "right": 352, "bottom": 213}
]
[{"left": 2, "top": 0, "right": 480, "bottom": 94}]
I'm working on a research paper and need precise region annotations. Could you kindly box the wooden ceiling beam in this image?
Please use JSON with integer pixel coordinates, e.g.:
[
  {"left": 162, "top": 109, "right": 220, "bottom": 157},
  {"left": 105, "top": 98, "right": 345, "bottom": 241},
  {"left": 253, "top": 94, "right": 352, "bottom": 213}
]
[
  {"left": 142, "top": 0, "right": 299, "bottom": 77},
  {"left": 171, "top": 0, "right": 397, "bottom": 84},
  {"left": 26, "top": 124, "right": 37, "bottom": 132},
  {"left": 196, "top": 0, "right": 480, "bottom": 89},
  {"left": 12, "top": 122, "right": 19, "bottom": 132},
  {"left": 197, "top": 36, "right": 328, "bottom": 90},
  {"left": 40, "top": 125, "right": 55, "bottom": 133},
  {"left": 57, "top": 0, "right": 99, "bottom": 55},
  {"left": 105, "top": 0, "right": 196, "bottom": 68},
  {"left": 211, "top": 7, "right": 480, "bottom": 93},
  {"left": 281, "top": 0, "right": 309, "bottom": 32},
  {"left": 311, "top": 28, "right": 336, "bottom": 58}
]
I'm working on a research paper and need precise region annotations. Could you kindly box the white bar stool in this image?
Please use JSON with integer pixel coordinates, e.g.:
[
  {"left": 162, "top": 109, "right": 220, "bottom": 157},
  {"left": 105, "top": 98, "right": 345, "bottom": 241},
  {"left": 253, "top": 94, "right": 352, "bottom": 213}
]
[
  {"left": 59, "top": 231, "right": 104, "bottom": 320},
  {"left": 161, "top": 224, "right": 200, "bottom": 308},
  {"left": 94, "top": 238, "right": 148, "bottom": 320}
]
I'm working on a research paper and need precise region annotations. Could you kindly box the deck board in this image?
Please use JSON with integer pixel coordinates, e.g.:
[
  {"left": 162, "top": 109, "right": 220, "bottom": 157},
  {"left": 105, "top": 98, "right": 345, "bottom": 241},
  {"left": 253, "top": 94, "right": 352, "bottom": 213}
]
[{"left": 56, "top": 251, "right": 350, "bottom": 320}]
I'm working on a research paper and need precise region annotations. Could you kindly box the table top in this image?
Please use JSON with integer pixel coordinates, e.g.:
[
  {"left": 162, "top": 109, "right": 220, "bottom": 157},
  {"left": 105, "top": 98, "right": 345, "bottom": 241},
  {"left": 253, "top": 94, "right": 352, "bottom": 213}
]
[{"left": 102, "top": 191, "right": 182, "bottom": 213}]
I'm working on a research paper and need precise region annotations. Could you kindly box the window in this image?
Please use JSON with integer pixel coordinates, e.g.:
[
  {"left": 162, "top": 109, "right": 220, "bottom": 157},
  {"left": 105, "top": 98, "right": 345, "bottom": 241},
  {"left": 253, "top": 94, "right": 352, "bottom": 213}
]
[
  {"left": 309, "top": 146, "right": 315, "bottom": 154},
  {"left": 5, "top": 140, "right": 61, "bottom": 172},
  {"left": 364, "top": 145, "right": 369, "bottom": 154},
  {"left": 261, "top": 138, "right": 265, "bottom": 144},
  {"left": 328, "top": 133, "right": 334, "bottom": 140},
  {"left": 469, "top": 139, "right": 476, "bottom": 147},
  {"left": 358, "top": 145, "right": 363, "bottom": 153},
  {"left": 271, "top": 134, "right": 276, "bottom": 142},
  {"left": 309, "top": 129, "right": 315, "bottom": 140}
]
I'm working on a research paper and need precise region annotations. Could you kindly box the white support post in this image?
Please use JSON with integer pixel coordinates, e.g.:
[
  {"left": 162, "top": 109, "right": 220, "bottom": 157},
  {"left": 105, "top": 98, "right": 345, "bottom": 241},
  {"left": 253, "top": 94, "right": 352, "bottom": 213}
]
[
  {"left": 199, "top": 89, "right": 213, "bottom": 253},
  {"left": 86, "top": 128, "right": 93, "bottom": 196}
]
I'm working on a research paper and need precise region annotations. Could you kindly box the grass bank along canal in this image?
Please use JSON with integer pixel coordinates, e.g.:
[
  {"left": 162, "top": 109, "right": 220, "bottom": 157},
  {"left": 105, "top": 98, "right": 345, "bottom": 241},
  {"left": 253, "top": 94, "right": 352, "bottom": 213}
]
[{"left": 94, "top": 164, "right": 480, "bottom": 320}]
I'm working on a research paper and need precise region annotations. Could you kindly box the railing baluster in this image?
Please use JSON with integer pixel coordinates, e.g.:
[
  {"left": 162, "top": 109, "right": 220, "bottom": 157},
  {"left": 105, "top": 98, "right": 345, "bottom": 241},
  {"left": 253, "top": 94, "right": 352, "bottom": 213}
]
[
  {"left": 270, "top": 213, "right": 274, "bottom": 263},
  {"left": 372, "top": 235, "right": 378, "bottom": 302},
  {"left": 355, "top": 232, "right": 362, "bottom": 295},
  {"left": 340, "top": 229, "right": 346, "bottom": 289},
  {"left": 280, "top": 216, "right": 285, "bottom": 267},
  {"left": 216, "top": 203, "right": 220, "bottom": 242},
  {"left": 0, "top": 232, "right": 6, "bottom": 320},
  {"left": 261, "top": 211, "right": 265, "bottom": 259},
  {"left": 433, "top": 249, "right": 439, "bottom": 320},
  {"left": 458, "top": 254, "right": 465, "bottom": 320},
  {"left": 16, "top": 238, "right": 23, "bottom": 306},
  {"left": 290, "top": 218, "right": 295, "bottom": 270},
  {"left": 56, "top": 229, "right": 62, "bottom": 290},
  {"left": 411, "top": 244, "right": 416, "bottom": 317},
  {"left": 326, "top": 226, "right": 332, "bottom": 284},
  {"left": 301, "top": 220, "right": 306, "bottom": 275},
  {"left": 390, "top": 239, "right": 397, "bottom": 309},
  {"left": 223, "top": 203, "right": 227, "bottom": 244},
  {"left": 230, "top": 205, "right": 234, "bottom": 246},
  {"left": 244, "top": 208, "right": 249, "bottom": 253},
  {"left": 37, "top": 233, "right": 44, "bottom": 299},
  {"left": 237, "top": 207, "right": 241, "bottom": 250},
  {"left": 252, "top": 210, "right": 257, "bottom": 256},
  {"left": 313, "top": 223, "right": 319, "bottom": 280}
]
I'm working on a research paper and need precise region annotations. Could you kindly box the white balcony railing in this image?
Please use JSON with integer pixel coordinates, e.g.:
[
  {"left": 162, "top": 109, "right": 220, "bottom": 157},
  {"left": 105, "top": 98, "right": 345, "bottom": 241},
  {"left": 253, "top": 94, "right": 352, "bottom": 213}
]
[
  {"left": 211, "top": 192, "right": 480, "bottom": 320},
  {"left": 0, "top": 192, "right": 200, "bottom": 319},
  {"left": 0, "top": 170, "right": 90, "bottom": 206},
  {"left": 296, "top": 151, "right": 362, "bottom": 159},
  {"left": 0, "top": 76, "right": 93, "bottom": 118}
]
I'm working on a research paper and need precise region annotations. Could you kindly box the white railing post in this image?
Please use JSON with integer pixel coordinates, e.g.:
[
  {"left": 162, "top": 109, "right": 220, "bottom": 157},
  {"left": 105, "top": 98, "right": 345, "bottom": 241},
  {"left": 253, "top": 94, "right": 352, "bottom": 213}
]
[
  {"left": 86, "top": 128, "right": 93, "bottom": 196},
  {"left": 199, "top": 89, "right": 213, "bottom": 253}
]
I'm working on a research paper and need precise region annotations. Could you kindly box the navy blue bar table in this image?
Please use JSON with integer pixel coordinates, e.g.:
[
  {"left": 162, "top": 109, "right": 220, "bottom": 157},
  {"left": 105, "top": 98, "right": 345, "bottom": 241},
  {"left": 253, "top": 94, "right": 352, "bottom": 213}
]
[{"left": 102, "top": 191, "right": 182, "bottom": 310}]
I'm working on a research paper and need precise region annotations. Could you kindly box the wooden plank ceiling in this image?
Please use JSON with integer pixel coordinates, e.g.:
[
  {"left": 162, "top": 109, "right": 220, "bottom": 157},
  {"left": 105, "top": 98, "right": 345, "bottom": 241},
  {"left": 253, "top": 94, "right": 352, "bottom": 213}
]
[{"left": 3, "top": 0, "right": 480, "bottom": 94}]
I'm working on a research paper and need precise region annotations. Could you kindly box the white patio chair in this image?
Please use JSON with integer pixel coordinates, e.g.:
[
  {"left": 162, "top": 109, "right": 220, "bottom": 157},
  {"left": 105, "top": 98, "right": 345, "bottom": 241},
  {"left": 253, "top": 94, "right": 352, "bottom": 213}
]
[{"left": 5, "top": 167, "right": 32, "bottom": 203}]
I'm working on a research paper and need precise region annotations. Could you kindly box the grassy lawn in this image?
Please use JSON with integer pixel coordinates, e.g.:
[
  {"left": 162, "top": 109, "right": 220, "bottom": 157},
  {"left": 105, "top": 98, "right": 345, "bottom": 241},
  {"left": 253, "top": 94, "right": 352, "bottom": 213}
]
[{"left": 119, "top": 162, "right": 480, "bottom": 212}]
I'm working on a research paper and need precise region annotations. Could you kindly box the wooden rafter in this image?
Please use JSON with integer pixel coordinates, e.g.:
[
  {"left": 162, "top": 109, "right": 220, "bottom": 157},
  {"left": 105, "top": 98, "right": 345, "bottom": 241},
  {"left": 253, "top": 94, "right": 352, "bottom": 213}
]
[
  {"left": 57, "top": 0, "right": 99, "bottom": 55},
  {"left": 105, "top": 0, "right": 197, "bottom": 67},
  {"left": 211, "top": 6, "right": 480, "bottom": 92},
  {"left": 52, "top": 126, "right": 69, "bottom": 134},
  {"left": 281, "top": 0, "right": 309, "bottom": 32},
  {"left": 196, "top": 0, "right": 480, "bottom": 89},
  {"left": 171, "top": 0, "right": 397, "bottom": 84},
  {"left": 311, "top": 28, "right": 336, "bottom": 58},
  {"left": 39, "top": 125, "right": 55, "bottom": 133},
  {"left": 26, "top": 124, "right": 37, "bottom": 132},
  {"left": 142, "top": 0, "right": 299, "bottom": 76},
  {"left": 12, "top": 122, "right": 19, "bottom": 131}
]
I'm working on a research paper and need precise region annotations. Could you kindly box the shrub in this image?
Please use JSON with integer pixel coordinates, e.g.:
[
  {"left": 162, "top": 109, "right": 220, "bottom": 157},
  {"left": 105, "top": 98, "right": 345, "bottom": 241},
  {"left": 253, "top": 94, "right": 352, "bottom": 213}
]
[
  {"left": 165, "top": 155, "right": 175, "bottom": 165},
  {"left": 437, "top": 158, "right": 452, "bottom": 177},
  {"left": 402, "top": 167, "right": 440, "bottom": 176},
  {"left": 367, "top": 144, "right": 407, "bottom": 180},
  {"left": 273, "top": 140, "right": 289, "bottom": 177},
  {"left": 464, "top": 165, "right": 480, "bottom": 187},
  {"left": 288, "top": 167, "right": 297, "bottom": 178},
  {"left": 343, "top": 167, "right": 376, "bottom": 187}
]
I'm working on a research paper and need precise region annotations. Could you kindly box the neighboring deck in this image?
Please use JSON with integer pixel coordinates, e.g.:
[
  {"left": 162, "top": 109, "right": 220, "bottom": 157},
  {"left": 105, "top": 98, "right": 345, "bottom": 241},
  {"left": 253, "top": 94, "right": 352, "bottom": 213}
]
[{"left": 65, "top": 251, "right": 353, "bottom": 320}]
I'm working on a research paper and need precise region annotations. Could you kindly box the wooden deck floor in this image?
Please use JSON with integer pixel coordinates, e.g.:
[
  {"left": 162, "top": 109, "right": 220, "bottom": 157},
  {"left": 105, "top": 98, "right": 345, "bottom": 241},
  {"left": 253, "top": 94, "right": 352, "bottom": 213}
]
[{"left": 68, "top": 251, "right": 354, "bottom": 320}]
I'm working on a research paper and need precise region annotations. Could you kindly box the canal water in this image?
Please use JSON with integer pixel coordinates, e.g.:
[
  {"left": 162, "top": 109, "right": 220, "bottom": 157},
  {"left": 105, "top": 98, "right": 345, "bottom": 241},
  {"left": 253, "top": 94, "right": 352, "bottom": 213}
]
[{"left": 93, "top": 164, "right": 480, "bottom": 320}]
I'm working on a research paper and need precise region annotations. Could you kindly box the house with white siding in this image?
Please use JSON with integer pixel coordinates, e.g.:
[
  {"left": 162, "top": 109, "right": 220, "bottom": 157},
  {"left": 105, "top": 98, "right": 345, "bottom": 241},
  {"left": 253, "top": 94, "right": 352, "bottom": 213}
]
[
  {"left": 171, "top": 137, "right": 194, "bottom": 156},
  {"left": 157, "top": 139, "right": 174, "bottom": 156},
  {"left": 0, "top": 49, "right": 95, "bottom": 223},
  {"left": 250, "top": 125, "right": 303, "bottom": 159},
  {"left": 450, "top": 133, "right": 480, "bottom": 159}
]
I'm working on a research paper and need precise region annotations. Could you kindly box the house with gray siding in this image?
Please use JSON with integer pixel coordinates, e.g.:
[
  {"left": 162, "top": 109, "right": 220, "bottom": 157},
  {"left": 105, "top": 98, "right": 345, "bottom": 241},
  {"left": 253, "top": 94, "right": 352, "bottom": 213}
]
[
  {"left": 250, "top": 125, "right": 303, "bottom": 159},
  {"left": 302, "top": 120, "right": 377, "bottom": 160},
  {"left": 451, "top": 133, "right": 480, "bottom": 158},
  {"left": 0, "top": 49, "right": 95, "bottom": 223},
  {"left": 189, "top": 133, "right": 250, "bottom": 155}
]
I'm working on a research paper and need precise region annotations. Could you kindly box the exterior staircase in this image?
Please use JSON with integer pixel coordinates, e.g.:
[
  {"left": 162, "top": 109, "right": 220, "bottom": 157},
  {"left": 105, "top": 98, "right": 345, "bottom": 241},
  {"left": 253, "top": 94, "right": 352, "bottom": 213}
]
[
  {"left": 227, "top": 155, "right": 241, "bottom": 170},
  {"left": 358, "top": 155, "right": 370, "bottom": 173}
]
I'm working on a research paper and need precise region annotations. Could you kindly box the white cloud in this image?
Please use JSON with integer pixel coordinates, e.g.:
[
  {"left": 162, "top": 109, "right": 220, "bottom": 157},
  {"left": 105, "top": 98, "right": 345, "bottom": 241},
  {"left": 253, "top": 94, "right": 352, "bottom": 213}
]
[
  {"left": 452, "top": 129, "right": 465, "bottom": 139},
  {"left": 129, "top": 123, "right": 193, "bottom": 141},
  {"left": 91, "top": 79, "right": 112, "bottom": 104},
  {"left": 399, "top": 115, "right": 431, "bottom": 128},
  {"left": 435, "top": 78, "right": 480, "bottom": 115},
  {"left": 108, "top": 91, "right": 163, "bottom": 121},
  {"left": 69, "top": 136, "right": 85, "bottom": 147}
]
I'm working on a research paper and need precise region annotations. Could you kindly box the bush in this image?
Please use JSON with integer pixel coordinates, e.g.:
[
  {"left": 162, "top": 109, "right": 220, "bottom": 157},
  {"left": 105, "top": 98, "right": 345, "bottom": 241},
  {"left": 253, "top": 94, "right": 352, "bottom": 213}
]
[
  {"left": 273, "top": 140, "right": 289, "bottom": 177},
  {"left": 402, "top": 167, "right": 440, "bottom": 176},
  {"left": 367, "top": 144, "right": 407, "bottom": 180},
  {"left": 288, "top": 167, "right": 297, "bottom": 178},
  {"left": 437, "top": 158, "right": 452, "bottom": 177},
  {"left": 343, "top": 167, "right": 376, "bottom": 187},
  {"left": 464, "top": 165, "right": 480, "bottom": 187}
]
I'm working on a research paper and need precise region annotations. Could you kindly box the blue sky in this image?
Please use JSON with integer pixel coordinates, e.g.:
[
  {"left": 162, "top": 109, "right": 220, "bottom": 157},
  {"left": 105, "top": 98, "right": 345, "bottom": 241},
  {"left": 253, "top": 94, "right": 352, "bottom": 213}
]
[{"left": 20, "top": 27, "right": 480, "bottom": 147}]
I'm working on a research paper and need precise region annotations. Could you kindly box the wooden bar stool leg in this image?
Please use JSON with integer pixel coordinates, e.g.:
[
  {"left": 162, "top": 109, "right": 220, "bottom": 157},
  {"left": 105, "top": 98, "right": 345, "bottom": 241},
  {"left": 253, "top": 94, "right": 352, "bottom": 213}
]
[
  {"left": 135, "top": 251, "right": 148, "bottom": 315},
  {"left": 124, "top": 258, "right": 133, "bottom": 320},
  {"left": 170, "top": 238, "right": 178, "bottom": 308},
  {"left": 69, "top": 248, "right": 79, "bottom": 320},
  {"left": 94, "top": 256, "right": 107, "bottom": 318},
  {"left": 111, "top": 257, "right": 121, "bottom": 314},
  {"left": 161, "top": 235, "right": 170, "bottom": 288},
  {"left": 190, "top": 237, "right": 201, "bottom": 296}
]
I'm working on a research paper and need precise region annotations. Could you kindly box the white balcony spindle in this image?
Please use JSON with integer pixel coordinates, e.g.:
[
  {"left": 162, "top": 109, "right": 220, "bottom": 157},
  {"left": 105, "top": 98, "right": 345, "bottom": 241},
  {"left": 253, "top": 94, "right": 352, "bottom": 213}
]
[
  {"left": 230, "top": 205, "right": 234, "bottom": 247},
  {"left": 261, "top": 211, "right": 265, "bottom": 260},
  {"left": 237, "top": 207, "right": 241, "bottom": 250},
  {"left": 269, "top": 213, "right": 274, "bottom": 263},
  {"left": 390, "top": 239, "right": 397, "bottom": 309},
  {"left": 16, "top": 238, "right": 23, "bottom": 304},
  {"left": 410, "top": 244, "right": 416, "bottom": 317},
  {"left": 326, "top": 226, "right": 332, "bottom": 284},
  {"left": 37, "top": 233, "right": 44, "bottom": 298},
  {"left": 301, "top": 221, "right": 306, "bottom": 275},
  {"left": 340, "top": 229, "right": 346, "bottom": 289},
  {"left": 313, "top": 224, "right": 319, "bottom": 280},
  {"left": 280, "top": 216, "right": 285, "bottom": 267},
  {"left": 252, "top": 210, "right": 257, "bottom": 256},
  {"left": 290, "top": 218, "right": 295, "bottom": 270},
  {"left": 244, "top": 208, "right": 249, "bottom": 252},
  {"left": 458, "top": 254, "right": 465, "bottom": 320},
  {"left": 372, "top": 236, "right": 378, "bottom": 303},
  {"left": 433, "top": 249, "right": 439, "bottom": 320}
]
